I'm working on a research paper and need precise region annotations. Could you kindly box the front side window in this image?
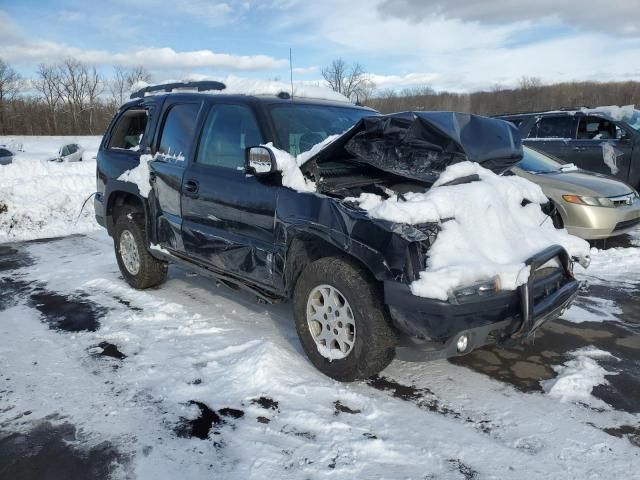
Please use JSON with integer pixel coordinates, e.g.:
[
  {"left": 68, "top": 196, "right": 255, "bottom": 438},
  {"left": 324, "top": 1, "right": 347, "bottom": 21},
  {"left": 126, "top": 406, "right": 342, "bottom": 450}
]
[
  {"left": 577, "top": 116, "right": 616, "bottom": 140},
  {"left": 269, "top": 105, "right": 374, "bottom": 156},
  {"left": 196, "top": 104, "right": 263, "bottom": 169},
  {"left": 530, "top": 116, "right": 577, "bottom": 139},
  {"left": 109, "top": 108, "right": 148, "bottom": 150},
  {"left": 158, "top": 104, "right": 201, "bottom": 162}
]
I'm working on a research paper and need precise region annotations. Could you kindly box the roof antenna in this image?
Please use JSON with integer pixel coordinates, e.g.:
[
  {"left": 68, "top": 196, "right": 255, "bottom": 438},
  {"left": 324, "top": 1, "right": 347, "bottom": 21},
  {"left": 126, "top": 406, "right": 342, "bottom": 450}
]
[{"left": 289, "top": 47, "right": 294, "bottom": 99}]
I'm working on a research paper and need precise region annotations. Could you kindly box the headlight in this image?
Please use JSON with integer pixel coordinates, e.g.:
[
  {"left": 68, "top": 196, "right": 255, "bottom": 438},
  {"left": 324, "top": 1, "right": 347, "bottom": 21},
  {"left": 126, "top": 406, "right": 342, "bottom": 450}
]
[
  {"left": 562, "top": 195, "right": 614, "bottom": 207},
  {"left": 450, "top": 276, "right": 501, "bottom": 303}
]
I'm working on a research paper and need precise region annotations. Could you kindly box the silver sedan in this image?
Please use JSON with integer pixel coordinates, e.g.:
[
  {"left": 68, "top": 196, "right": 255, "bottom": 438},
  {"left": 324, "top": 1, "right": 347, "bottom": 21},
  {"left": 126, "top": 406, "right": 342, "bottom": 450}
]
[{"left": 513, "top": 146, "right": 640, "bottom": 240}]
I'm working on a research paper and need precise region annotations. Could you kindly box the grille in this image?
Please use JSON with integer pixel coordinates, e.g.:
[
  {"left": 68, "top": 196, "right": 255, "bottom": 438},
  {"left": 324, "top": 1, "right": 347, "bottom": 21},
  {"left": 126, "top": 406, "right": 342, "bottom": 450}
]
[
  {"left": 610, "top": 193, "right": 636, "bottom": 207},
  {"left": 613, "top": 217, "right": 640, "bottom": 232}
]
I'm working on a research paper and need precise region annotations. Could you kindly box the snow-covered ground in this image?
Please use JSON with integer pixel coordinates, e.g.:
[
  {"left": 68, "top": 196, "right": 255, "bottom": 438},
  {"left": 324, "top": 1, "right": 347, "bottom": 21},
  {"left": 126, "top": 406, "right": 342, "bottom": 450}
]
[
  {"left": 1, "top": 136, "right": 640, "bottom": 477},
  {"left": 0, "top": 136, "right": 102, "bottom": 243},
  {"left": 1, "top": 230, "right": 639, "bottom": 479}
]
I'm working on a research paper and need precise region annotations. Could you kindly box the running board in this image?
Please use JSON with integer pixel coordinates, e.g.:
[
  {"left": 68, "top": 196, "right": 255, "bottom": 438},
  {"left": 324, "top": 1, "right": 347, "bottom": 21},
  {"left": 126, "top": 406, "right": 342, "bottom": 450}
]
[{"left": 148, "top": 246, "right": 283, "bottom": 304}]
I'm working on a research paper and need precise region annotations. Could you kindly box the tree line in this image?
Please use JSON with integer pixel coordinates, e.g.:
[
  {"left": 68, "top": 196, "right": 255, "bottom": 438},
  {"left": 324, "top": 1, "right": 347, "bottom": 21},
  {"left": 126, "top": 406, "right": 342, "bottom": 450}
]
[
  {"left": 1, "top": 56, "right": 639, "bottom": 136},
  {"left": 0, "top": 58, "right": 150, "bottom": 136}
]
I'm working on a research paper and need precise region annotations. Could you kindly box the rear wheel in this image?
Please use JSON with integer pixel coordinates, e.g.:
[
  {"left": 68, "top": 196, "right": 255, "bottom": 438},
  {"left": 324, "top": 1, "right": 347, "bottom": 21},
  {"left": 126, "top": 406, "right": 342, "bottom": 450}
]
[
  {"left": 113, "top": 208, "right": 167, "bottom": 289},
  {"left": 293, "top": 257, "right": 396, "bottom": 382}
]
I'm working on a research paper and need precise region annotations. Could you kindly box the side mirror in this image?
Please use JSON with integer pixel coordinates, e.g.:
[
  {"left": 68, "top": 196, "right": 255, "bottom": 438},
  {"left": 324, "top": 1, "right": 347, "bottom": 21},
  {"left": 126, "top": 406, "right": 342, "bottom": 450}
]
[{"left": 245, "top": 146, "right": 277, "bottom": 175}]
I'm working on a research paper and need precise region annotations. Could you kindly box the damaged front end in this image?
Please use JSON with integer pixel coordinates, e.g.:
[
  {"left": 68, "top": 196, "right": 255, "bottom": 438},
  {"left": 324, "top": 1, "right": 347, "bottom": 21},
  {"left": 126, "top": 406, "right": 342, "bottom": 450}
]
[{"left": 295, "top": 111, "right": 582, "bottom": 361}]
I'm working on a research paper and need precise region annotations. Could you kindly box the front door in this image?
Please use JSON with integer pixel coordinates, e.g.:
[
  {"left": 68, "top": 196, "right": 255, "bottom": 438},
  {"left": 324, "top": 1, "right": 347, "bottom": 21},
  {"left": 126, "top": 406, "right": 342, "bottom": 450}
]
[{"left": 181, "top": 102, "right": 279, "bottom": 288}]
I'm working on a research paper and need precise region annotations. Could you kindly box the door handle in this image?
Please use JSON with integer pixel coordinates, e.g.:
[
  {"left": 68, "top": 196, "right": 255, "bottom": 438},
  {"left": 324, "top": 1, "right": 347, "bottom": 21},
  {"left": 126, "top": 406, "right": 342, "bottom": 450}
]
[
  {"left": 572, "top": 146, "right": 585, "bottom": 152},
  {"left": 148, "top": 171, "right": 157, "bottom": 182},
  {"left": 184, "top": 180, "right": 199, "bottom": 194}
]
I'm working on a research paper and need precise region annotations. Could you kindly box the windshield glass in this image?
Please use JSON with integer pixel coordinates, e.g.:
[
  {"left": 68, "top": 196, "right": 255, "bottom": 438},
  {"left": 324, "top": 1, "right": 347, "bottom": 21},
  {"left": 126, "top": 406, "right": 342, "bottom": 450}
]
[
  {"left": 518, "top": 147, "right": 565, "bottom": 173},
  {"left": 269, "top": 104, "right": 374, "bottom": 156},
  {"left": 627, "top": 109, "right": 640, "bottom": 132}
]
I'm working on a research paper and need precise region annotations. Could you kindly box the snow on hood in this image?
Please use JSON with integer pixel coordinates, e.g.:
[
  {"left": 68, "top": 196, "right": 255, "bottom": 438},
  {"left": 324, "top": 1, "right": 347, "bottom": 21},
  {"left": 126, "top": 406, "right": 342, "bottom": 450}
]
[{"left": 346, "top": 161, "right": 590, "bottom": 301}]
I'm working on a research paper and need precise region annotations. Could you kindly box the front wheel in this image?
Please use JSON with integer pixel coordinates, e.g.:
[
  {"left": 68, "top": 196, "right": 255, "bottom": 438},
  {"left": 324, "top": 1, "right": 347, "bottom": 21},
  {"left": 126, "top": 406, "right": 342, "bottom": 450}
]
[
  {"left": 114, "top": 208, "right": 167, "bottom": 289},
  {"left": 293, "top": 257, "right": 396, "bottom": 382}
]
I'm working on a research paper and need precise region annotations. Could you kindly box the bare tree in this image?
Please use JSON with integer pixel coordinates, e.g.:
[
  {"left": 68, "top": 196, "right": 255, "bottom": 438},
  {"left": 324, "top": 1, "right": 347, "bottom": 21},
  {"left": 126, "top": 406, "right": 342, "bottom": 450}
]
[
  {"left": 109, "top": 65, "right": 152, "bottom": 106},
  {"left": 322, "top": 58, "right": 375, "bottom": 103},
  {"left": 0, "top": 58, "right": 22, "bottom": 131},
  {"left": 33, "top": 63, "right": 62, "bottom": 133}
]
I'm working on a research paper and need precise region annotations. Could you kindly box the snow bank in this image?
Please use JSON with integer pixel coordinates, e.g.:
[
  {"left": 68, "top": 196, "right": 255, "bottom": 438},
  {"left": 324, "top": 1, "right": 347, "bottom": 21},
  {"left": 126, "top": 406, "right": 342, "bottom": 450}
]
[
  {"left": 0, "top": 136, "right": 102, "bottom": 243},
  {"left": 347, "top": 162, "right": 590, "bottom": 300},
  {"left": 542, "top": 347, "right": 617, "bottom": 408}
]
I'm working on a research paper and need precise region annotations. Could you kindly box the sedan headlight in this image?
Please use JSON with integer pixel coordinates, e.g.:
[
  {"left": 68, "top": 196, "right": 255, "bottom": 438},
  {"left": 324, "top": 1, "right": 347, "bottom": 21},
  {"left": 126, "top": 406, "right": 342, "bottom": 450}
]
[
  {"left": 451, "top": 276, "right": 501, "bottom": 303},
  {"left": 562, "top": 195, "right": 615, "bottom": 208}
]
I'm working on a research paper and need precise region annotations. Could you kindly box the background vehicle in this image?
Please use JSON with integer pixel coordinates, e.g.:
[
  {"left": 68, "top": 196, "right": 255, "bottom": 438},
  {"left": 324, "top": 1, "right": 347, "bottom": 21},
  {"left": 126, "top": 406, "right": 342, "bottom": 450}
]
[
  {"left": 47, "top": 143, "right": 85, "bottom": 162},
  {"left": 513, "top": 146, "right": 640, "bottom": 239},
  {"left": 96, "top": 81, "right": 580, "bottom": 381},
  {"left": 0, "top": 147, "right": 13, "bottom": 165},
  {"left": 496, "top": 107, "right": 640, "bottom": 189}
]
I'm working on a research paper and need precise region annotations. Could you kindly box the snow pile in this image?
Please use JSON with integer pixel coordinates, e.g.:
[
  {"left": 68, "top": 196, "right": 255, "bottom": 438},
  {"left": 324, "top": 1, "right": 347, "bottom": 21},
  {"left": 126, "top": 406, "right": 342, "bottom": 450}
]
[
  {"left": 542, "top": 347, "right": 617, "bottom": 407},
  {"left": 347, "top": 162, "right": 590, "bottom": 300},
  {"left": 579, "top": 105, "right": 636, "bottom": 122},
  {"left": 0, "top": 136, "right": 102, "bottom": 243},
  {"left": 133, "top": 75, "right": 351, "bottom": 103},
  {"left": 118, "top": 153, "right": 154, "bottom": 197},
  {"left": 263, "top": 134, "right": 340, "bottom": 193}
]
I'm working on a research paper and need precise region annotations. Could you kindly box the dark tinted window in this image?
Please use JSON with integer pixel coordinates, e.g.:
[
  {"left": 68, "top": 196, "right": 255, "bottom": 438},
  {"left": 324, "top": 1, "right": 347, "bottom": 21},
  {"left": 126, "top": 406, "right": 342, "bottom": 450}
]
[
  {"left": 577, "top": 116, "right": 616, "bottom": 140},
  {"left": 0, "top": 148, "right": 12, "bottom": 157},
  {"left": 197, "top": 104, "right": 263, "bottom": 169},
  {"left": 109, "top": 109, "right": 148, "bottom": 150},
  {"left": 270, "top": 105, "right": 374, "bottom": 156},
  {"left": 158, "top": 104, "right": 201, "bottom": 162},
  {"left": 530, "top": 116, "right": 577, "bottom": 139}
]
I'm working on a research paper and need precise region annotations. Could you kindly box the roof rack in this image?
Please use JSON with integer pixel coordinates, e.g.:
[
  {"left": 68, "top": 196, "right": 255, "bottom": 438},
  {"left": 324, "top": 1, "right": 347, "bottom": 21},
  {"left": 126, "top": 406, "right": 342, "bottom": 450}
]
[
  {"left": 495, "top": 106, "right": 593, "bottom": 117},
  {"left": 130, "top": 81, "right": 226, "bottom": 99}
]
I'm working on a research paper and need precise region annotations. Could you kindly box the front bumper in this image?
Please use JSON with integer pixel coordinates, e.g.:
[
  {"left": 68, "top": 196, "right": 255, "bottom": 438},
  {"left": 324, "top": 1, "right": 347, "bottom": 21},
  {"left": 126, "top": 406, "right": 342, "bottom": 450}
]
[
  {"left": 385, "top": 245, "right": 579, "bottom": 361},
  {"left": 562, "top": 199, "right": 640, "bottom": 240}
]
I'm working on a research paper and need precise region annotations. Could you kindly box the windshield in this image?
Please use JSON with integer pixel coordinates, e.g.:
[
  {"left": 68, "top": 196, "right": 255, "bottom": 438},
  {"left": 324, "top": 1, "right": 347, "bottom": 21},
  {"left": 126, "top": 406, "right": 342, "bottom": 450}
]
[
  {"left": 518, "top": 147, "right": 565, "bottom": 173},
  {"left": 627, "top": 109, "right": 640, "bottom": 132},
  {"left": 269, "top": 104, "right": 374, "bottom": 156}
]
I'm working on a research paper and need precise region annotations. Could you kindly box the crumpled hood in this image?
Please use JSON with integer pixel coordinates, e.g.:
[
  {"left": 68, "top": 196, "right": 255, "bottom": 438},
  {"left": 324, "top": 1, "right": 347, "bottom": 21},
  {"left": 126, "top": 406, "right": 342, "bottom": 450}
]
[{"left": 304, "top": 111, "right": 523, "bottom": 183}]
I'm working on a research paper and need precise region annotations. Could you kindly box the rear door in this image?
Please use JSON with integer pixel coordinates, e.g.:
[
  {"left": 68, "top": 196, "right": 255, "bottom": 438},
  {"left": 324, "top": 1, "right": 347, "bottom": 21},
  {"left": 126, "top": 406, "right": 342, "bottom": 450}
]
[
  {"left": 569, "top": 115, "right": 633, "bottom": 179},
  {"left": 524, "top": 115, "right": 578, "bottom": 161},
  {"left": 181, "top": 101, "right": 279, "bottom": 288},
  {"left": 149, "top": 100, "right": 203, "bottom": 252}
]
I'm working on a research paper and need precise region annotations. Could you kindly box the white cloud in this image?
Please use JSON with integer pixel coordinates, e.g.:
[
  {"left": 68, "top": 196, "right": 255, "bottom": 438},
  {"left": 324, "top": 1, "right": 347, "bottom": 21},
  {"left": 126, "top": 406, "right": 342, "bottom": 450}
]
[
  {"left": 269, "top": 0, "right": 640, "bottom": 91},
  {"left": 377, "top": 0, "right": 640, "bottom": 37},
  {"left": 367, "top": 73, "right": 441, "bottom": 89},
  {"left": 0, "top": 11, "right": 287, "bottom": 72}
]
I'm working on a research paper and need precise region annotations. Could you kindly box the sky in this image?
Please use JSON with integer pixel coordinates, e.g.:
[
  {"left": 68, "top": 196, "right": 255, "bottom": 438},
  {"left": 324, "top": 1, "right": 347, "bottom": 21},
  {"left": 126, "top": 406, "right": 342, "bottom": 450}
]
[{"left": 1, "top": 0, "right": 639, "bottom": 93}]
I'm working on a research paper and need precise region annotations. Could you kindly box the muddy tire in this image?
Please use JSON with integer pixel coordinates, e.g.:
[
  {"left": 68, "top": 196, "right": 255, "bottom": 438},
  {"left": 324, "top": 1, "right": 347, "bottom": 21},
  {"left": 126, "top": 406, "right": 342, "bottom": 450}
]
[
  {"left": 293, "top": 256, "right": 396, "bottom": 382},
  {"left": 113, "top": 208, "right": 167, "bottom": 289}
]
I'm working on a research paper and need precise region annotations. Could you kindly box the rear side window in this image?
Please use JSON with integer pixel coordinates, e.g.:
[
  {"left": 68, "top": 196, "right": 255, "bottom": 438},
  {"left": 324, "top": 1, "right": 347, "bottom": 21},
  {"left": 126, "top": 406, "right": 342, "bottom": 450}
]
[
  {"left": 109, "top": 109, "right": 148, "bottom": 150},
  {"left": 157, "top": 104, "right": 201, "bottom": 162},
  {"left": 196, "top": 104, "right": 263, "bottom": 169},
  {"left": 530, "top": 116, "right": 577, "bottom": 139}
]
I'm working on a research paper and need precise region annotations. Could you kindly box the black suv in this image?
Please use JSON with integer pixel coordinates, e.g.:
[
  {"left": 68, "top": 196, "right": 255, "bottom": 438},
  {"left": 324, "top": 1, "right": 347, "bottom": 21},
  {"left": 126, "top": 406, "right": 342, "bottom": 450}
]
[
  {"left": 96, "top": 81, "right": 580, "bottom": 381},
  {"left": 496, "top": 107, "right": 640, "bottom": 188}
]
